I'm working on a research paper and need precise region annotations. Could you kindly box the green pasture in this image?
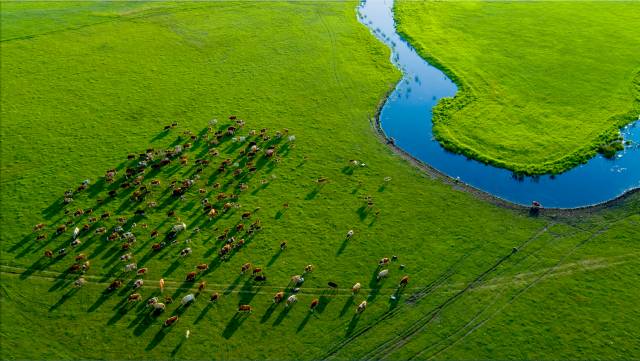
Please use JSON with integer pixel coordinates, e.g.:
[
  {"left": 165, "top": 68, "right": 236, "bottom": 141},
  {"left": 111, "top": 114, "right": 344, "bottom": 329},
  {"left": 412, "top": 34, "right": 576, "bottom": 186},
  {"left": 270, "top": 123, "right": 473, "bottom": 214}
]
[
  {"left": 395, "top": 1, "right": 640, "bottom": 175},
  {"left": 1, "top": 1, "right": 639, "bottom": 360}
]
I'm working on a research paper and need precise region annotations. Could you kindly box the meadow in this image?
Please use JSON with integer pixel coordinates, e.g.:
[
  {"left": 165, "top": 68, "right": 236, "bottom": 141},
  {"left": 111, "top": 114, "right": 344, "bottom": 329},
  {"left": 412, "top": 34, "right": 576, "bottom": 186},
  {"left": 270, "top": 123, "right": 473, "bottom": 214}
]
[
  {"left": 1, "top": 1, "right": 639, "bottom": 360},
  {"left": 395, "top": 1, "right": 640, "bottom": 175}
]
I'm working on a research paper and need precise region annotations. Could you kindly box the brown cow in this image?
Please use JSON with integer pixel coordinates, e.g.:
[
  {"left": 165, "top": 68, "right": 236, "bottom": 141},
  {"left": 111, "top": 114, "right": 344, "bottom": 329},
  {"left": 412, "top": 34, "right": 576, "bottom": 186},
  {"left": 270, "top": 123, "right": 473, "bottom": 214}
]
[
  {"left": 198, "top": 281, "right": 206, "bottom": 292},
  {"left": 238, "top": 304, "right": 252, "bottom": 313},
  {"left": 186, "top": 271, "right": 197, "bottom": 282},
  {"left": 241, "top": 263, "right": 252, "bottom": 274},
  {"left": 108, "top": 279, "right": 123, "bottom": 291},
  {"left": 196, "top": 264, "right": 209, "bottom": 271},
  {"left": 379, "top": 257, "right": 390, "bottom": 266},
  {"left": 310, "top": 299, "right": 319, "bottom": 312},
  {"left": 273, "top": 291, "right": 284, "bottom": 304},
  {"left": 252, "top": 267, "right": 262, "bottom": 275},
  {"left": 33, "top": 223, "right": 45, "bottom": 232},
  {"left": 399, "top": 275, "right": 409, "bottom": 288},
  {"left": 56, "top": 225, "right": 67, "bottom": 234},
  {"left": 36, "top": 233, "right": 47, "bottom": 241},
  {"left": 210, "top": 292, "right": 219, "bottom": 302},
  {"left": 164, "top": 315, "right": 179, "bottom": 327},
  {"left": 75, "top": 254, "right": 86, "bottom": 261},
  {"left": 128, "top": 293, "right": 142, "bottom": 302},
  {"left": 44, "top": 249, "right": 53, "bottom": 258},
  {"left": 136, "top": 268, "right": 148, "bottom": 276}
]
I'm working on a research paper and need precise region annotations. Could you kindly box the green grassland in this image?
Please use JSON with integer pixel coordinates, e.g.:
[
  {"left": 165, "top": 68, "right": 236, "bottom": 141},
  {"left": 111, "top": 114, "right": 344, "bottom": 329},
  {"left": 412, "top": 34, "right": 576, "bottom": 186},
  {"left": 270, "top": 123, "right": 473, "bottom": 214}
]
[
  {"left": 395, "top": 1, "right": 640, "bottom": 175},
  {"left": 1, "top": 1, "right": 639, "bottom": 360}
]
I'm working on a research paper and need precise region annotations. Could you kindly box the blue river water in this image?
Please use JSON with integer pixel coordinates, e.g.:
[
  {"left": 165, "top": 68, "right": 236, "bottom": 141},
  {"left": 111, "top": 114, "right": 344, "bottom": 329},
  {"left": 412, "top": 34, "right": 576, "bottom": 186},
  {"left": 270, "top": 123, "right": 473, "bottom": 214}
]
[{"left": 358, "top": 0, "right": 640, "bottom": 208}]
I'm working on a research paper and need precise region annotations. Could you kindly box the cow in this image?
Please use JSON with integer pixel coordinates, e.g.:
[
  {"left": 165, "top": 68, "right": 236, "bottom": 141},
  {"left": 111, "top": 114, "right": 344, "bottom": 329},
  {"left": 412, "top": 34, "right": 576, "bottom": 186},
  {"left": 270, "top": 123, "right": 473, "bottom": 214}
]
[
  {"left": 356, "top": 300, "right": 367, "bottom": 314},
  {"left": 153, "top": 303, "right": 166, "bottom": 312},
  {"left": 180, "top": 247, "right": 192, "bottom": 257},
  {"left": 81, "top": 261, "right": 90, "bottom": 272},
  {"left": 196, "top": 263, "right": 209, "bottom": 272},
  {"left": 379, "top": 257, "right": 390, "bottom": 266},
  {"left": 252, "top": 267, "right": 262, "bottom": 275},
  {"left": 241, "top": 263, "right": 252, "bottom": 274},
  {"left": 286, "top": 295, "right": 297, "bottom": 307},
  {"left": 36, "top": 233, "right": 47, "bottom": 241},
  {"left": 208, "top": 208, "right": 218, "bottom": 218},
  {"left": 399, "top": 275, "right": 409, "bottom": 288},
  {"left": 377, "top": 269, "right": 389, "bottom": 280},
  {"left": 352, "top": 283, "right": 361, "bottom": 294},
  {"left": 133, "top": 279, "right": 144, "bottom": 289},
  {"left": 280, "top": 241, "right": 287, "bottom": 250},
  {"left": 33, "top": 223, "right": 46, "bottom": 232},
  {"left": 147, "top": 297, "right": 159, "bottom": 306},
  {"left": 238, "top": 304, "right": 252, "bottom": 313},
  {"left": 346, "top": 230, "right": 354, "bottom": 238},
  {"left": 198, "top": 281, "right": 206, "bottom": 292},
  {"left": 56, "top": 225, "right": 67, "bottom": 234},
  {"left": 181, "top": 294, "right": 195, "bottom": 306},
  {"left": 70, "top": 263, "right": 81, "bottom": 273},
  {"left": 304, "top": 264, "right": 314, "bottom": 273},
  {"left": 44, "top": 250, "right": 53, "bottom": 258},
  {"left": 120, "top": 253, "right": 132, "bottom": 261},
  {"left": 235, "top": 223, "right": 244, "bottom": 232},
  {"left": 291, "top": 275, "right": 304, "bottom": 285},
  {"left": 95, "top": 227, "right": 106, "bottom": 234},
  {"left": 310, "top": 299, "right": 319, "bottom": 312},
  {"left": 107, "top": 280, "right": 123, "bottom": 291},
  {"left": 124, "top": 263, "right": 137, "bottom": 272},
  {"left": 273, "top": 291, "right": 284, "bottom": 304},
  {"left": 136, "top": 268, "right": 148, "bottom": 276},
  {"left": 186, "top": 271, "right": 197, "bottom": 282},
  {"left": 210, "top": 292, "right": 219, "bottom": 302},
  {"left": 74, "top": 254, "right": 86, "bottom": 261},
  {"left": 71, "top": 239, "right": 81, "bottom": 247},
  {"left": 164, "top": 316, "right": 179, "bottom": 327},
  {"left": 74, "top": 277, "right": 86, "bottom": 288},
  {"left": 128, "top": 293, "right": 142, "bottom": 302}
]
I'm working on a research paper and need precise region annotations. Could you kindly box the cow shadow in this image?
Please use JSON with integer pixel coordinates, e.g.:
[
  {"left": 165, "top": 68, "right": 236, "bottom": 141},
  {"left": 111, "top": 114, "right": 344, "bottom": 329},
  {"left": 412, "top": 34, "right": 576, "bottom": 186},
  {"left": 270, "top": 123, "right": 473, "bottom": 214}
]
[
  {"left": 222, "top": 312, "right": 248, "bottom": 339},
  {"left": 272, "top": 305, "right": 293, "bottom": 326},
  {"left": 339, "top": 296, "right": 355, "bottom": 317},
  {"left": 345, "top": 313, "right": 361, "bottom": 336},
  {"left": 296, "top": 311, "right": 317, "bottom": 333},
  {"left": 266, "top": 250, "right": 283, "bottom": 267},
  {"left": 260, "top": 303, "right": 278, "bottom": 323},
  {"left": 194, "top": 302, "right": 214, "bottom": 325},
  {"left": 336, "top": 237, "right": 350, "bottom": 256},
  {"left": 368, "top": 268, "right": 383, "bottom": 301},
  {"left": 49, "top": 287, "right": 80, "bottom": 312},
  {"left": 146, "top": 327, "right": 170, "bottom": 350}
]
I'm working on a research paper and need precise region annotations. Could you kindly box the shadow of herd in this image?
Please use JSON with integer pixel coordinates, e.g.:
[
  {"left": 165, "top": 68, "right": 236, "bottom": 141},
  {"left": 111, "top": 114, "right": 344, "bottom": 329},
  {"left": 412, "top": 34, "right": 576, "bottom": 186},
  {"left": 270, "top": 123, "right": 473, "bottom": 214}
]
[{"left": 27, "top": 115, "right": 411, "bottom": 343}]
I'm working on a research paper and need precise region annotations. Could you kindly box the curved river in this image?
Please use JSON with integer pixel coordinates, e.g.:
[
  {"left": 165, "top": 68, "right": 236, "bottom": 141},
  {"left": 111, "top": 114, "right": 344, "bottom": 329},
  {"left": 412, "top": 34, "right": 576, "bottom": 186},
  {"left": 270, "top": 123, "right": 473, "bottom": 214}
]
[{"left": 357, "top": 0, "right": 640, "bottom": 208}]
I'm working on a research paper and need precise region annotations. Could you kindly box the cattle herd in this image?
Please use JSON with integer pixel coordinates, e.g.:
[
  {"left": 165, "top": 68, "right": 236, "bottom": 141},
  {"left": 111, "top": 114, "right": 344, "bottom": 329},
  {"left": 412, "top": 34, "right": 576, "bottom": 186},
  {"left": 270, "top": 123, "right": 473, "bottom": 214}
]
[{"left": 30, "top": 116, "right": 409, "bottom": 333}]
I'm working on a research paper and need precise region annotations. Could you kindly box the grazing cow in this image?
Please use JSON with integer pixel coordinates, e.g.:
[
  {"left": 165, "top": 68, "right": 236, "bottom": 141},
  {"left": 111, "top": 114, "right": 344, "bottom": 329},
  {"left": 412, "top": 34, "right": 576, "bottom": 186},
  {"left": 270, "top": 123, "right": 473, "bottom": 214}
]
[
  {"left": 377, "top": 269, "right": 389, "bottom": 280},
  {"left": 44, "top": 249, "right": 53, "bottom": 258},
  {"left": 167, "top": 210, "right": 176, "bottom": 217},
  {"left": 254, "top": 275, "right": 267, "bottom": 282},
  {"left": 70, "top": 263, "right": 81, "bottom": 272},
  {"left": 108, "top": 280, "right": 123, "bottom": 291},
  {"left": 128, "top": 293, "right": 142, "bottom": 302},
  {"left": 108, "top": 232, "right": 120, "bottom": 241},
  {"left": 235, "top": 239, "right": 245, "bottom": 249},
  {"left": 164, "top": 316, "right": 179, "bottom": 327},
  {"left": 252, "top": 267, "right": 262, "bottom": 275},
  {"left": 273, "top": 291, "right": 284, "bottom": 304},
  {"left": 136, "top": 268, "right": 148, "bottom": 276},
  {"left": 36, "top": 233, "right": 47, "bottom": 241},
  {"left": 399, "top": 275, "right": 409, "bottom": 288},
  {"left": 196, "top": 263, "right": 209, "bottom": 272},
  {"left": 379, "top": 257, "right": 390, "bottom": 266},
  {"left": 74, "top": 277, "right": 86, "bottom": 288},
  {"left": 159, "top": 278, "right": 165, "bottom": 293},
  {"left": 235, "top": 223, "right": 244, "bottom": 232},
  {"left": 71, "top": 239, "right": 81, "bottom": 247},
  {"left": 218, "top": 244, "right": 232, "bottom": 258},
  {"left": 120, "top": 253, "right": 132, "bottom": 261},
  {"left": 153, "top": 303, "right": 166, "bottom": 312},
  {"left": 101, "top": 212, "right": 111, "bottom": 220},
  {"left": 241, "top": 263, "right": 252, "bottom": 274},
  {"left": 72, "top": 227, "right": 80, "bottom": 239},
  {"left": 186, "top": 272, "right": 197, "bottom": 282},
  {"left": 291, "top": 275, "right": 304, "bottom": 285},
  {"left": 95, "top": 227, "right": 106, "bottom": 234},
  {"left": 181, "top": 294, "right": 195, "bottom": 306},
  {"left": 180, "top": 247, "right": 192, "bottom": 257},
  {"left": 81, "top": 261, "right": 90, "bottom": 272},
  {"left": 304, "top": 264, "right": 314, "bottom": 273},
  {"left": 56, "top": 225, "right": 67, "bottom": 234},
  {"left": 58, "top": 248, "right": 67, "bottom": 256},
  {"left": 356, "top": 300, "right": 367, "bottom": 314},
  {"left": 133, "top": 279, "right": 144, "bottom": 289},
  {"left": 88, "top": 217, "right": 98, "bottom": 223},
  {"left": 280, "top": 241, "right": 287, "bottom": 250},
  {"left": 352, "top": 283, "right": 361, "bottom": 294},
  {"left": 147, "top": 297, "right": 158, "bottom": 306},
  {"left": 173, "top": 223, "right": 187, "bottom": 233},
  {"left": 210, "top": 292, "right": 219, "bottom": 302},
  {"left": 286, "top": 295, "right": 297, "bottom": 307},
  {"left": 238, "top": 304, "right": 252, "bottom": 313},
  {"left": 150, "top": 230, "right": 159, "bottom": 238},
  {"left": 121, "top": 242, "right": 131, "bottom": 251},
  {"left": 310, "top": 299, "right": 319, "bottom": 312},
  {"left": 75, "top": 254, "right": 86, "bottom": 261},
  {"left": 82, "top": 224, "right": 90, "bottom": 231},
  {"left": 124, "top": 263, "right": 137, "bottom": 272},
  {"left": 346, "top": 230, "right": 354, "bottom": 238},
  {"left": 74, "top": 209, "right": 84, "bottom": 217},
  {"left": 33, "top": 223, "right": 45, "bottom": 232},
  {"left": 208, "top": 208, "right": 218, "bottom": 218},
  {"left": 198, "top": 281, "right": 206, "bottom": 292}
]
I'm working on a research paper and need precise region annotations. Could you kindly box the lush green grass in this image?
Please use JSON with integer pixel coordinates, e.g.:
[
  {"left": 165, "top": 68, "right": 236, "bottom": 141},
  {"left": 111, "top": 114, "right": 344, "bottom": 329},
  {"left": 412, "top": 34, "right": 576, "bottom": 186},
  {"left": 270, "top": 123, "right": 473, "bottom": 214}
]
[
  {"left": 1, "top": 1, "right": 639, "bottom": 360},
  {"left": 395, "top": 1, "right": 640, "bottom": 175}
]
